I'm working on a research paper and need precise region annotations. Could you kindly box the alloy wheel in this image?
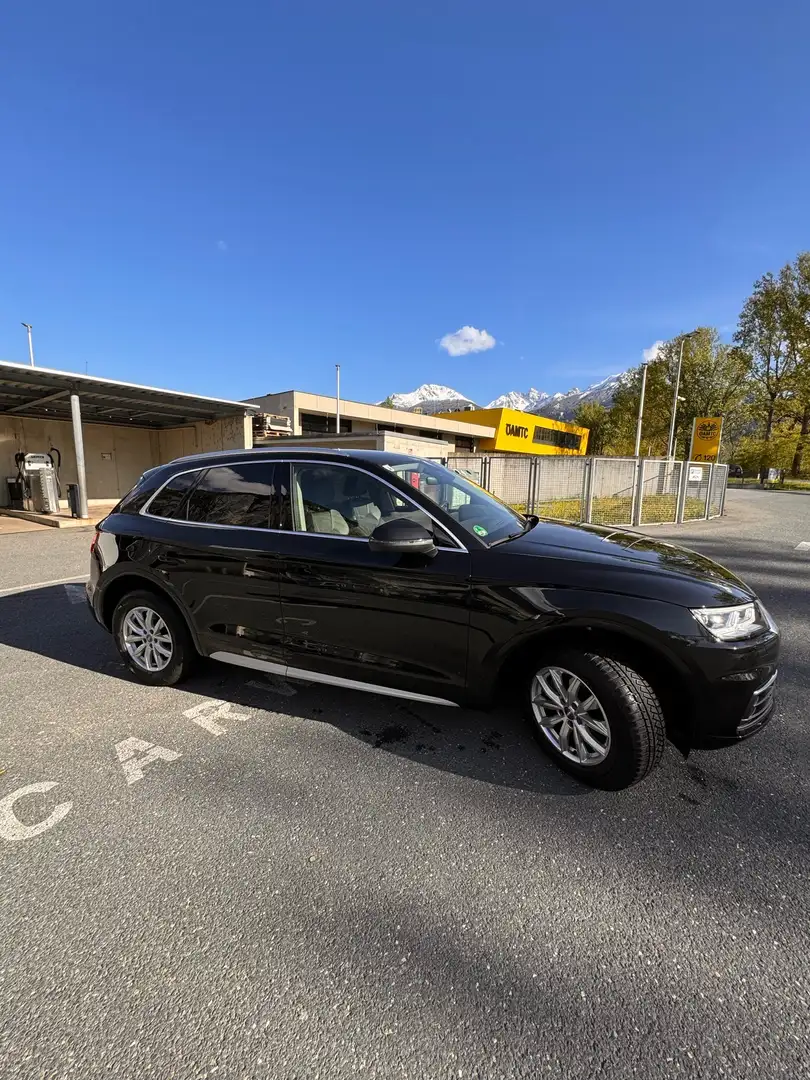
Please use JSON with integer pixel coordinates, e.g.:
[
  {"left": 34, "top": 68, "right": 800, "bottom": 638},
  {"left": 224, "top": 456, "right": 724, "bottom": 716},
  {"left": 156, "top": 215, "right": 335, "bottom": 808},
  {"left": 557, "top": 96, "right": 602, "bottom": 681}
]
[
  {"left": 122, "top": 606, "right": 174, "bottom": 673},
  {"left": 530, "top": 666, "right": 611, "bottom": 765}
]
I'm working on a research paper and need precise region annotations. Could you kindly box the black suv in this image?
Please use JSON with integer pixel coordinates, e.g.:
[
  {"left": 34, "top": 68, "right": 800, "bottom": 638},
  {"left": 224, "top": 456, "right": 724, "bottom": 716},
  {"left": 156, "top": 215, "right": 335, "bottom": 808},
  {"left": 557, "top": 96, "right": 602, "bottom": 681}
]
[{"left": 87, "top": 448, "right": 779, "bottom": 790}]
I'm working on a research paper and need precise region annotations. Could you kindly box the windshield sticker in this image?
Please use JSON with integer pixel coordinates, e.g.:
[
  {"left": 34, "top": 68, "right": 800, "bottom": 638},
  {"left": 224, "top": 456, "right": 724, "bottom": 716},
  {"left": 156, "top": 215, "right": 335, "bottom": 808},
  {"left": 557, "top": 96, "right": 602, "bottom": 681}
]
[{"left": 472, "top": 524, "right": 488, "bottom": 537}]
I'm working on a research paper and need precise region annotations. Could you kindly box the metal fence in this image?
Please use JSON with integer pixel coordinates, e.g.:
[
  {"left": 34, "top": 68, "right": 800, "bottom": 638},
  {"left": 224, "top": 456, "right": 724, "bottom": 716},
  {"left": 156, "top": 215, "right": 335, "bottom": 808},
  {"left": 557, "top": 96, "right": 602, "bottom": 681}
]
[{"left": 432, "top": 454, "right": 728, "bottom": 527}]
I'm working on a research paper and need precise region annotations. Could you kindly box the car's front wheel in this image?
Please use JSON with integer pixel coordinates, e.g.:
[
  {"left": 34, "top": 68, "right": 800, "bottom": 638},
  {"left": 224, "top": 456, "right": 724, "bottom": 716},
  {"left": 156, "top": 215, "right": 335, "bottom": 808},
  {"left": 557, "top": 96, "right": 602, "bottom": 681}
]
[
  {"left": 112, "top": 589, "right": 196, "bottom": 686},
  {"left": 524, "top": 649, "right": 666, "bottom": 790}
]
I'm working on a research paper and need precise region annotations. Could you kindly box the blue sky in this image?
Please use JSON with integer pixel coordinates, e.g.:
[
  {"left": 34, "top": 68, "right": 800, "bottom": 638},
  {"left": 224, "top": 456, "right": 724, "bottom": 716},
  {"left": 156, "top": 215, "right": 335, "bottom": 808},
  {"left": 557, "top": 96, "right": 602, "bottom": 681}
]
[{"left": 1, "top": 2, "right": 808, "bottom": 406}]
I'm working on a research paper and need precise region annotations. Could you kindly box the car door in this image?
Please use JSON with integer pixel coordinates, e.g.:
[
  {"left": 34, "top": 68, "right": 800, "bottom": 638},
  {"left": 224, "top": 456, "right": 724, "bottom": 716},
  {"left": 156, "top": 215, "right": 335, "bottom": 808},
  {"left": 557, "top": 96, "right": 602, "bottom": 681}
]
[
  {"left": 272, "top": 460, "right": 472, "bottom": 704},
  {"left": 142, "top": 459, "right": 288, "bottom": 665}
]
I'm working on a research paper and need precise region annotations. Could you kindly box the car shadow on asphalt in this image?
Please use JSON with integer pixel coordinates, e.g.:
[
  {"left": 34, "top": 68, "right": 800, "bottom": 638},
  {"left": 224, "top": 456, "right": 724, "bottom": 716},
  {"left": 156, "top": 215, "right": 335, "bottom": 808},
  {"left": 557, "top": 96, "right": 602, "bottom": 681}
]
[
  {"left": 0, "top": 584, "right": 584, "bottom": 796},
  {"left": 0, "top": 584, "right": 804, "bottom": 811}
]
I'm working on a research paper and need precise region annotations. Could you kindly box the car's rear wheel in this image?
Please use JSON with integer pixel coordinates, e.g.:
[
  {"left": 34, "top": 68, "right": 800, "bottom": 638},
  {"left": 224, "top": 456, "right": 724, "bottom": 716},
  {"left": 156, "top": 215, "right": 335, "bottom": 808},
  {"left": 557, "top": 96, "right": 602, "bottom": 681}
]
[
  {"left": 524, "top": 649, "right": 666, "bottom": 790},
  {"left": 112, "top": 589, "right": 195, "bottom": 686}
]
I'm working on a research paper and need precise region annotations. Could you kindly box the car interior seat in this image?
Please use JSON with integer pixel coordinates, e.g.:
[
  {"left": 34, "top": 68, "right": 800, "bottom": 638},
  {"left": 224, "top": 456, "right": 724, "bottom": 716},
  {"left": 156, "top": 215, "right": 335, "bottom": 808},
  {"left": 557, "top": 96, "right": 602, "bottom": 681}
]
[
  {"left": 341, "top": 471, "right": 383, "bottom": 535},
  {"left": 456, "top": 502, "right": 479, "bottom": 522},
  {"left": 296, "top": 470, "right": 350, "bottom": 535}
]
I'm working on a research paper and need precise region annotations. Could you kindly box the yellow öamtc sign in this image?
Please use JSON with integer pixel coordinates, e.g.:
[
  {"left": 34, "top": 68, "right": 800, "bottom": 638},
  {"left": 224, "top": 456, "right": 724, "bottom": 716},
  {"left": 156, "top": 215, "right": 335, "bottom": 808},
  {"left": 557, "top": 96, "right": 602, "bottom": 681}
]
[{"left": 689, "top": 416, "right": 723, "bottom": 463}]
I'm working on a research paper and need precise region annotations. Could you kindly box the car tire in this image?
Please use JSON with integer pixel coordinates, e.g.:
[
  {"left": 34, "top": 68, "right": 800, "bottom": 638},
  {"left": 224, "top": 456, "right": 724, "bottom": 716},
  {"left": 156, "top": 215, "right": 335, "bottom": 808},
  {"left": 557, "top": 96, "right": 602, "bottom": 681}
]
[
  {"left": 112, "top": 589, "right": 196, "bottom": 686},
  {"left": 524, "top": 649, "right": 666, "bottom": 790}
]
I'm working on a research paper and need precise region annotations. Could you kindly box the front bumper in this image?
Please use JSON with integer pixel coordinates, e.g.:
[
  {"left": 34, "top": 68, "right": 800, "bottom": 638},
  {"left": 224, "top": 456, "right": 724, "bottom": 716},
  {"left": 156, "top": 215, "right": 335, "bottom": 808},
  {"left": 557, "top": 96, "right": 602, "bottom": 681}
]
[{"left": 689, "top": 631, "right": 779, "bottom": 748}]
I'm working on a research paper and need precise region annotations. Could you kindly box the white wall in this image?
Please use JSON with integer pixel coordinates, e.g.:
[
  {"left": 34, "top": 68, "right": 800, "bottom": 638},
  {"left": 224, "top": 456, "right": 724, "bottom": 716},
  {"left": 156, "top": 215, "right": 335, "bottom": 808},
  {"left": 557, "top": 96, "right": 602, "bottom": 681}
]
[
  {"left": 0, "top": 416, "right": 160, "bottom": 503},
  {"left": 157, "top": 415, "right": 252, "bottom": 460},
  {"left": 1, "top": 414, "right": 253, "bottom": 505}
]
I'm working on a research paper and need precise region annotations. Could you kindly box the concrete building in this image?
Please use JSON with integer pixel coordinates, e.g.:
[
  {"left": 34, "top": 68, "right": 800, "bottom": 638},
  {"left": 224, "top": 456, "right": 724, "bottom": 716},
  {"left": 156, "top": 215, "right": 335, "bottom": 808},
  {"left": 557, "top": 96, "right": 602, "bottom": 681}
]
[
  {"left": 268, "top": 430, "right": 454, "bottom": 458},
  {"left": 245, "top": 390, "right": 495, "bottom": 453},
  {"left": 0, "top": 360, "right": 257, "bottom": 522}
]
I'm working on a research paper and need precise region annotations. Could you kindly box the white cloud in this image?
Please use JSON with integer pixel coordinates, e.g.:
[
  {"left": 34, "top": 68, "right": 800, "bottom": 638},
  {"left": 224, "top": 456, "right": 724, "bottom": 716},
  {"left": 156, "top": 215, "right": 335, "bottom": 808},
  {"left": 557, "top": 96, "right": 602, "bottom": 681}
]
[
  {"left": 642, "top": 339, "right": 664, "bottom": 363},
  {"left": 216, "top": 240, "right": 228, "bottom": 252},
  {"left": 439, "top": 325, "right": 496, "bottom": 357}
]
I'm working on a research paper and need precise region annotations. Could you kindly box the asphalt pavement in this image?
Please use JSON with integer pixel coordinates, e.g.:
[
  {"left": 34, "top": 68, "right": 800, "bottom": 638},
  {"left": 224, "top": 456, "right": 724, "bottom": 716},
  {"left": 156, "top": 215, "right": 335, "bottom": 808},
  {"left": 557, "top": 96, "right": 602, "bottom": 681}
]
[{"left": 1, "top": 489, "right": 808, "bottom": 1079}]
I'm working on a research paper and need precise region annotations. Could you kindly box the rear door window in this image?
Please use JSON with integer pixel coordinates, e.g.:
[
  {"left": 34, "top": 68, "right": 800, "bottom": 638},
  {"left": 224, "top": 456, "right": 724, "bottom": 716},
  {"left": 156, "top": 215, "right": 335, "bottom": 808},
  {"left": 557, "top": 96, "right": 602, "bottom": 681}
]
[
  {"left": 185, "top": 462, "right": 282, "bottom": 529},
  {"left": 146, "top": 471, "right": 199, "bottom": 519}
]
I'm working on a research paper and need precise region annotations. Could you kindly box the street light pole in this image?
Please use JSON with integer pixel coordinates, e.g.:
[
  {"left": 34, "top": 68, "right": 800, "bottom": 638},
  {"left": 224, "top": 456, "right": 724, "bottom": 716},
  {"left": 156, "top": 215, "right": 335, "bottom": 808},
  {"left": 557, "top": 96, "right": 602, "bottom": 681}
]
[
  {"left": 335, "top": 364, "right": 341, "bottom": 435},
  {"left": 21, "top": 323, "right": 35, "bottom": 367},
  {"left": 634, "top": 361, "right": 649, "bottom": 457},
  {"left": 667, "top": 336, "right": 686, "bottom": 459}
]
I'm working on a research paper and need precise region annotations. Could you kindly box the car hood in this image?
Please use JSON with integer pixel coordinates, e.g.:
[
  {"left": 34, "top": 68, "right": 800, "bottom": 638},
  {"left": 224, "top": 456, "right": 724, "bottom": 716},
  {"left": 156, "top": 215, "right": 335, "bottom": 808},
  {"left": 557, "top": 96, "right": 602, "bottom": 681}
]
[{"left": 504, "top": 519, "right": 754, "bottom": 601}]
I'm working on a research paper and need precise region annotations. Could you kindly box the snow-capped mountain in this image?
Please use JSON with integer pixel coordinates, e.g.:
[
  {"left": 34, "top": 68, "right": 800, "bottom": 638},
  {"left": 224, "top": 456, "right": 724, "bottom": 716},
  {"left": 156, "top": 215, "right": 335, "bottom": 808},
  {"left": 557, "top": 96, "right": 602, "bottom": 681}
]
[
  {"left": 533, "top": 373, "right": 627, "bottom": 420},
  {"left": 382, "top": 372, "right": 628, "bottom": 420},
  {"left": 384, "top": 384, "right": 478, "bottom": 413},
  {"left": 386, "top": 384, "right": 472, "bottom": 410},
  {"left": 486, "top": 388, "right": 550, "bottom": 412}
]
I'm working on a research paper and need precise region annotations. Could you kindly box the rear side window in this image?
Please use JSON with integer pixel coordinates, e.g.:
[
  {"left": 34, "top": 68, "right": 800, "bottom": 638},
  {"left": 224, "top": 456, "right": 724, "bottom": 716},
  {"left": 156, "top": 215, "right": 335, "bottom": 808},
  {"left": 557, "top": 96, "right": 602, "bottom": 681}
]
[
  {"left": 185, "top": 463, "right": 281, "bottom": 529},
  {"left": 117, "top": 487, "right": 153, "bottom": 515},
  {"left": 146, "top": 471, "right": 199, "bottom": 519},
  {"left": 116, "top": 468, "right": 163, "bottom": 514}
]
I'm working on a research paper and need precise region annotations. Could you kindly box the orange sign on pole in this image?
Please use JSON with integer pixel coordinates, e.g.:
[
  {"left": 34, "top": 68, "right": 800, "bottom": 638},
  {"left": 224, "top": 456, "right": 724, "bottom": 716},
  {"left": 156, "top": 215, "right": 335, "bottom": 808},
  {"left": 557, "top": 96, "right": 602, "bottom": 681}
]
[{"left": 688, "top": 417, "right": 723, "bottom": 463}]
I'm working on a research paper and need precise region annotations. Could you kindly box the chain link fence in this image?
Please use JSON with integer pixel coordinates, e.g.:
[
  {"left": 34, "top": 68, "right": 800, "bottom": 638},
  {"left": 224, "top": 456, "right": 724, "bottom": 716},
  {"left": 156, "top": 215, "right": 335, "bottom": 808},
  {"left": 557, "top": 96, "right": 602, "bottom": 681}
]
[
  {"left": 638, "top": 459, "right": 682, "bottom": 525},
  {"left": 430, "top": 454, "right": 729, "bottom": 526},
  {"left": 489, "top": 455, "right": 538, "bottom": 511},
  {"left": 682, "top": 463, "right": 712, "bottom": 521},
  {"left": 589, "top": 457, "right": 639, "bottom": 526},
  {"left": 442, "top": 454, "right": 487, "bottom": 489},
  {"left": 530, "top": 458, "right": 587, "bottom": 521},
  {"left": 709, "top": 464, "right": 729, "bottom": 517}
]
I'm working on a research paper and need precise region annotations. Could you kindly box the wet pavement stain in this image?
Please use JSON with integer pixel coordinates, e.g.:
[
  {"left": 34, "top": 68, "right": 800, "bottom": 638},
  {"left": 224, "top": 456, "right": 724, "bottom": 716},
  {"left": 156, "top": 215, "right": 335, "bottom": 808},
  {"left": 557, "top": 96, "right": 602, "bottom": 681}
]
[{"left": 370, "top": 724, "right": 410, "bottom": 748}]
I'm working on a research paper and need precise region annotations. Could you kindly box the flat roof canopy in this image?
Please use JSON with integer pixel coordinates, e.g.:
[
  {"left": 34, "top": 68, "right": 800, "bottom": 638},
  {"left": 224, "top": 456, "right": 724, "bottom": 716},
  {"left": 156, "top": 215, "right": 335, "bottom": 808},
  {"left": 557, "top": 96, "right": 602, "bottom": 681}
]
[{"left": 0, "top": 361, "right": 259, "bottom": 429}]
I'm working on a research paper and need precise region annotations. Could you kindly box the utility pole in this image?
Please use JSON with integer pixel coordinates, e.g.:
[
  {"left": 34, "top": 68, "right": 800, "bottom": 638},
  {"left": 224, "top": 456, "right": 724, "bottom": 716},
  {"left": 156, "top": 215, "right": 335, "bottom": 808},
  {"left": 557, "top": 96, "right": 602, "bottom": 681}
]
[
  {"left": 634, "top": 360, "right": 649, "bottom": 457},
  {"left": 21, "top": 323, "right": 35, "bottom": 367},
  {"left": 335, "top": 364, "right": 341, "bottom": 435},
  {"left": 667, "top": 334, "right": 688, "bottom": 459}
]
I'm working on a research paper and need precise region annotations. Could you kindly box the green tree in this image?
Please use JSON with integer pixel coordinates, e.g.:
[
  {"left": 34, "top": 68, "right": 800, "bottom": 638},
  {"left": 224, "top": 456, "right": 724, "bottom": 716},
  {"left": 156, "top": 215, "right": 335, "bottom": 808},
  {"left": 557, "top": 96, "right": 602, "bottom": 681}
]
[
  {"left": 655, "top": 329, "right": 752, "bottom": 458},
  {"left": 572, "top": 401, "right": 613, "bottom": 456},
  {"left": 608, "top": 328, "right": 752, "bottom": 458},
  {"left": 735, "top": 266, "right": 799, "bottom": 441},
  {"left": 783, "top": 253, "right": 810, "bottom": 475},
  {"left": 735, "top": 429, "right": 797, "bottom": 476},
  {"left": 735, "top": 252, "right": 810, "bottom": 474},
  {"left": 380, "top": 395, "right": 395, "bottom": 408},
  {"left": 609, "top": 350, "right": 681, "bottom": 456},
  {"left": 719, "top": 403, "right": 754, "bottom": 464}
]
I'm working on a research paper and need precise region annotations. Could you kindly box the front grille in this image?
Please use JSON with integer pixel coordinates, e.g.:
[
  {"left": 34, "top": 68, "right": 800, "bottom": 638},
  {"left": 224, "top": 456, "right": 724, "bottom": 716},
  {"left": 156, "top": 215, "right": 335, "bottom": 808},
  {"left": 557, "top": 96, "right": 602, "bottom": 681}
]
[{"left": 737, "top": 670, "right": 778, "bottom": 735}]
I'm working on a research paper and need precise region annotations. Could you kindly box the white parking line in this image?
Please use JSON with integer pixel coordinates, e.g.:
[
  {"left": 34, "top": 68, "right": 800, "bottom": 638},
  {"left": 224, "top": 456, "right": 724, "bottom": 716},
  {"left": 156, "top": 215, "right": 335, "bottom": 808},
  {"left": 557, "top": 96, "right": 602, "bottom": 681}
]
[
  {"left": 0, "top": 782, "right": 73, "bottom": 842},
  {"left": 0, "top": 575, "right": 89, "bottom": 598},
  {"left": 183, "top": 699, "right": 250, "bottom": 736},
  {"left": 3, "top": 697, "right": 259, "bottom": 843},
  {"left": 115, "top": 737, "right": 182, "bottom": 785}
]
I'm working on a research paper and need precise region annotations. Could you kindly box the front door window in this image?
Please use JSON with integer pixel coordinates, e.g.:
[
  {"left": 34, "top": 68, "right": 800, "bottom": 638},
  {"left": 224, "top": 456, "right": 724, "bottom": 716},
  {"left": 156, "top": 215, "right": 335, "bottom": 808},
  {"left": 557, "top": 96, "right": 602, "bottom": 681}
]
[{"left": 290, "top": 463, "right": 455, "bottom": 546}]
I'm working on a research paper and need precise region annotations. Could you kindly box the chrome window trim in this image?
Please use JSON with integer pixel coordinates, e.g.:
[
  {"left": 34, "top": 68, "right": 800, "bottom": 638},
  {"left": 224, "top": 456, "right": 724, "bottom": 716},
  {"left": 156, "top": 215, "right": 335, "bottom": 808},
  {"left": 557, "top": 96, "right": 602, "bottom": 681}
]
[
  {"left": 140, "top": 457, "right": 469, "bottom": 553},
  {"left": 140, "top": 459, "right": 286, "bottom": 533}
]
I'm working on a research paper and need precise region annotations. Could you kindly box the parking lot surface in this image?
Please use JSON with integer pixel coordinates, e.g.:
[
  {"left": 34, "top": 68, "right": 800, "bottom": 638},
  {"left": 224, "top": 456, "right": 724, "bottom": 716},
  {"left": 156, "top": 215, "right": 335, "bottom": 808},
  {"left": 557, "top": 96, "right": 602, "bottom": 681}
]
[{"left": 1, "top": 489, "right": 808, "bottom": 1079}]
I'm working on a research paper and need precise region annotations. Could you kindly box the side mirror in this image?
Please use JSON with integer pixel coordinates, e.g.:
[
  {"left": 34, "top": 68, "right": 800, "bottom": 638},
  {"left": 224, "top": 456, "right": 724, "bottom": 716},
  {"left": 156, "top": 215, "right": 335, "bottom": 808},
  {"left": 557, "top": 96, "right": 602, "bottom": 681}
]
[{"left": 369, "top": 518, "right": 437, "bottom": 557}]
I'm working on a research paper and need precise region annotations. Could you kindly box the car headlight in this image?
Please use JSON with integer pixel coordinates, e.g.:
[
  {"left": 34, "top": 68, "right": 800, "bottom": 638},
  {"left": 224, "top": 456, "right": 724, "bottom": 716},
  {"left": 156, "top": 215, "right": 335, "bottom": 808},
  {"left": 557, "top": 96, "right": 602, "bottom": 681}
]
[{"left": 691, "top": 602, "right": 774, "bottom": 641}]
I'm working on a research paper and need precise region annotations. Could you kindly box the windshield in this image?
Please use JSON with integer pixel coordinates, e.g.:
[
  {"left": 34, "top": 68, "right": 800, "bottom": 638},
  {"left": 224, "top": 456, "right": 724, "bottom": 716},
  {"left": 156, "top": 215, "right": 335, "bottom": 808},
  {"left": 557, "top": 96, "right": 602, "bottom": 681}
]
[{"left": 385, "top": 459, "right": 526, "bottom": 546}]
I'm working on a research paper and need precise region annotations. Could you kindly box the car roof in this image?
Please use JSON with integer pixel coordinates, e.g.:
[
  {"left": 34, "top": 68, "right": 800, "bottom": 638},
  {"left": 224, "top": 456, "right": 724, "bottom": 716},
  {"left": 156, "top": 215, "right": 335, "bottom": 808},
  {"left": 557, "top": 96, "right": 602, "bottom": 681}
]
[{"left": 166, "top": 446, "right": 435, "bottom": 470}]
